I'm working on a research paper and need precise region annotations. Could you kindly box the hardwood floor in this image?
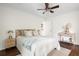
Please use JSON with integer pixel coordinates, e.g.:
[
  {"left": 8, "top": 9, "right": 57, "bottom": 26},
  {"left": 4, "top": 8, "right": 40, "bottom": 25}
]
[
  {"left": 69, "top": 45, "right": 79, "bottom": 56},
  {"left": 0, "top": 42, "right": 79, "bottom": 56},
  {"left": 60, "top": 41, "right": 79, "bottom": 56},
  {"left": 0, "top": 47, "right": 20, "bottom": 56}
]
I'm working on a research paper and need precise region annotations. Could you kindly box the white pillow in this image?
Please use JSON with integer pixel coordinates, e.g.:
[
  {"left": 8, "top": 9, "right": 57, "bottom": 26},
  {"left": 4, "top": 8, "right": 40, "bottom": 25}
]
[
  {"left": 24, "top": 31, "right": 33, "bottom": 37},
  {"left": 33, "top": 31, "right": 39, "bottom": 36}
]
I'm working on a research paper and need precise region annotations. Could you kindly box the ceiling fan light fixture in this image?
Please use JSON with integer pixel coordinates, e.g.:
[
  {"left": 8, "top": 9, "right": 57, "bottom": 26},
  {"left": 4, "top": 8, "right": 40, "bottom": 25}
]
[{"left": 37, "top": 3, "right": 59, "bottom": 14}]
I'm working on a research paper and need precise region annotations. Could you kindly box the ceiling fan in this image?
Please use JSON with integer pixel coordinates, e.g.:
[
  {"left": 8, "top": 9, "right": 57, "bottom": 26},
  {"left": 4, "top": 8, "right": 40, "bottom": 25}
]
[{"left": 37, "top": 3, "right": 59, "bottom": 14}]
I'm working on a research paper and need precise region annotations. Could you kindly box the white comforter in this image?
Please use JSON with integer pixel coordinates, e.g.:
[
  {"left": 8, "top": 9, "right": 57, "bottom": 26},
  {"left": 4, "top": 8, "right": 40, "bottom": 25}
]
[{"left": 16, "top": 36, "right": 60, "bottom": 56}]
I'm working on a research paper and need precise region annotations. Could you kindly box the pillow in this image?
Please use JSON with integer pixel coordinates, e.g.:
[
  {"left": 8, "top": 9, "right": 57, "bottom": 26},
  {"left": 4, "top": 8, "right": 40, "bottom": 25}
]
[
  {"left": 33, "top": 30, "right": 39, "bottom": 36},
  {"left": 24, "top": 31, "right": 33, "bottom": 37}
]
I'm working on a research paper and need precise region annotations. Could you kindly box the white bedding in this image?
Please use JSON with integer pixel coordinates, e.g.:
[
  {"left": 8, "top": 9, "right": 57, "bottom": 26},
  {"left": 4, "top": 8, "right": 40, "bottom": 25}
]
[{"left": 16, "top": 36, "right": 60, "bottom": 56}]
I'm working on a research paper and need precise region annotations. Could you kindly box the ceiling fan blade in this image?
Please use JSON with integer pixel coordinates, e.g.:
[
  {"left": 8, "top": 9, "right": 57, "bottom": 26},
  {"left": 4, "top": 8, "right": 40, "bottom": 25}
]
[
  {"left": 50, "top": 10, "right": 54, "bottom": 13},
  {"left": 37, "top": 9, "right": 45, "bottom": 10},
  {"left": 45, "top": 3, "right": 49, "bottom": 9},
  {"left": 49, "top": 5, "right": 59, "bottom": 9}
]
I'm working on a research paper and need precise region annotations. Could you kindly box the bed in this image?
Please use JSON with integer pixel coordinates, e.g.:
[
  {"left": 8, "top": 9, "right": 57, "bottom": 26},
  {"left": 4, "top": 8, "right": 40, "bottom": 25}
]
[{"left": 16, "top": 29, "right": 60, "bottom": 56}]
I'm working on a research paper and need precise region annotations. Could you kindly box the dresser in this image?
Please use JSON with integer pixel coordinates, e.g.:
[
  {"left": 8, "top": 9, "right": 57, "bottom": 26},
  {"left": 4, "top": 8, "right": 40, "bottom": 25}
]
[
  {"left": 58, "top": 32, "right": 75, "bottom": 44},
  {"left": 5, "top": 38, "right": 15, "bottom": 48}
]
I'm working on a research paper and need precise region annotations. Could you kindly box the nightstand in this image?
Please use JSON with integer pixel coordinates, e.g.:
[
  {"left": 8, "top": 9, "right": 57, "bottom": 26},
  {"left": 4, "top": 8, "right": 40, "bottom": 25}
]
[{"left": 5, "top": 38, "right": 15, "bottom": 48}]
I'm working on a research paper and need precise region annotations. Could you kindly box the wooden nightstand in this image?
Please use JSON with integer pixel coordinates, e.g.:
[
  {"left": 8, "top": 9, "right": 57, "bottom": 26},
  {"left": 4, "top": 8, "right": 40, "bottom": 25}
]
[{"left": 5, "top": 38, "right": 15, "bottom": 48}]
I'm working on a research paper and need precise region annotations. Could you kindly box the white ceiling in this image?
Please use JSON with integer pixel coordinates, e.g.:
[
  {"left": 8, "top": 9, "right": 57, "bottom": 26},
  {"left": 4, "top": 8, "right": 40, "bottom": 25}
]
[{"left": 1, "top": 3, "right": 79, "bottom": 18}]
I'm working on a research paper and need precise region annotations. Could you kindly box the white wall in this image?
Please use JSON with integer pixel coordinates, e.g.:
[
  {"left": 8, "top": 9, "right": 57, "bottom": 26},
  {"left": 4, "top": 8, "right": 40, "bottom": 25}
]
[
  {"left": 47, "top": 11, "right": 79, "bottom": 45},
  {"left": 40, "top": 20, "right": 52, "bottom": 36},
  {"left": 0, "top": 6, "right": 44, "bottom": 50},
  {"left": 0, "top": 6, "right": 4, "bottom": 50}
]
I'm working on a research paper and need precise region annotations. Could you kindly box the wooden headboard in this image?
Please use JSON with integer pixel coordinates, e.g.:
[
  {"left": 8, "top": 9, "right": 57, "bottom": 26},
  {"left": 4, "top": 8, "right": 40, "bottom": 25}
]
[{"left": 15, "top": 29, "right": 36, "bottom": 37}]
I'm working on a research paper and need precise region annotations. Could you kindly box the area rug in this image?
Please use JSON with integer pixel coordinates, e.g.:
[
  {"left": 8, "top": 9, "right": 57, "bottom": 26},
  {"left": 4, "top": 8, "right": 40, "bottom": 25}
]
[
  {"left": 48, "top": 47, "right": 71, "bottom": 56},
  {"left": 17, "top": 47, "right": 71, "bottom": 56}
]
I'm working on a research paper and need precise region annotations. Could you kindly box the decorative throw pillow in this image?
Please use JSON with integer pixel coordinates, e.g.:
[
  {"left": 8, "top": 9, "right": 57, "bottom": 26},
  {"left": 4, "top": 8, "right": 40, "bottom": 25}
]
[
  {"left": 24, "top": 31, "right": 33, "bottom": 37},
  {"left": 33, "top": 30, "right": 39, "bottom": 36}
]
